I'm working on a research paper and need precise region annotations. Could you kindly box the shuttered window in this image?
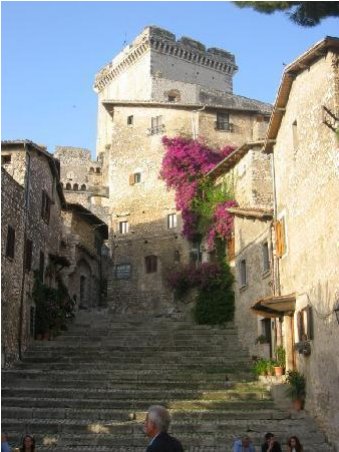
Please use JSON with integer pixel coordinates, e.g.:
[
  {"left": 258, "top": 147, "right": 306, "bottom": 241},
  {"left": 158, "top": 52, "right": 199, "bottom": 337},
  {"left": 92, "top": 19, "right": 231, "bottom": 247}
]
[
  {"left": 227, "top": 235, "right": 235, "bottom": 261},
  {"left": 275, "top": 218, "right": 286, "bottom": 258},
  {"left": 25, "top": 239, "right": 33, "bottom": 272},
  {"left": 145, "top": 255, "right": 157, "bottom": 273}
]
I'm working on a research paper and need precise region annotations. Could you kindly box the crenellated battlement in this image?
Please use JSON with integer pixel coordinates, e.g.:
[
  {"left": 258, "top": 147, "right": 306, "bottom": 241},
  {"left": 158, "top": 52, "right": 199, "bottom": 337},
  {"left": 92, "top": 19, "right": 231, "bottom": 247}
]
[{"left": 94, "top": 25, "right": 238, "bottom": 93}]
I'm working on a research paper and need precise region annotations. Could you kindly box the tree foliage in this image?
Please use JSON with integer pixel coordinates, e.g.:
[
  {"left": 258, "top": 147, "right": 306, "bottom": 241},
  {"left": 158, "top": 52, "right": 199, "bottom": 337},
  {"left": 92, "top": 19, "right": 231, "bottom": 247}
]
[{"left": 233, "top": 1, "right": 339, "bottom": 27}]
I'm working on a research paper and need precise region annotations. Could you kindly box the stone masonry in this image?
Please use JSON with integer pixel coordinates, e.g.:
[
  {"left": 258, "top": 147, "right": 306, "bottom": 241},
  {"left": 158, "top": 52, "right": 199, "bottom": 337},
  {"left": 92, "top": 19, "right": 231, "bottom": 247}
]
[
  {"left": 264, "top": 38, "right": 339, "bottom": 448},
  {"left": 93, "top": 25, "right": 272, "bottom": 314},
  {"left": 1, "top": 140, "right": 65, "bottom": 366},
  {"left": 1, "top": 167, "right": 25, "bottom": 366}
]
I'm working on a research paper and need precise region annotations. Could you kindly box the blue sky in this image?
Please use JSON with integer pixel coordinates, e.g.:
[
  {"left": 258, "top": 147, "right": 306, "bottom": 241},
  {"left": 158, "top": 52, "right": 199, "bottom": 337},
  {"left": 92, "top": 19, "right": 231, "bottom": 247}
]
[{"left": 2, "top": 1, "right": 338, "bottom": 157}]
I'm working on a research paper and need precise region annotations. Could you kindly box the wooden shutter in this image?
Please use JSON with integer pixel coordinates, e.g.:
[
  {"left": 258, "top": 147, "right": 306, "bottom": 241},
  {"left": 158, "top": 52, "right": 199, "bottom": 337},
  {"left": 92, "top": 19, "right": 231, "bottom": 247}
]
[
  {"left": 275, "top": 221, "right": 282, "bottom": 258},
  {"left": 129, "top": 174, "right": 135, "bottom": 186},
  {"left": 297, "top": 311, "right": 303, "bottom": 342},
  {"left": 227, "top": 236, "right": 235, "bottom": 261}
]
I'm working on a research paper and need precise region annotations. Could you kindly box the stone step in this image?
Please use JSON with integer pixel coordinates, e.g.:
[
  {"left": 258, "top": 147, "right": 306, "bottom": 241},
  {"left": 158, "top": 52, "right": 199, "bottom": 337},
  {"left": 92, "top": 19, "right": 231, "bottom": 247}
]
[
  {"left": 2, "top": 311, "right": 333, "bottom": 452},
  {"left": 1, "top": 386, "right": 272, "bottom": 402},
  {"left": 1, "top": 396, "right": 274, "bottom": 411}
]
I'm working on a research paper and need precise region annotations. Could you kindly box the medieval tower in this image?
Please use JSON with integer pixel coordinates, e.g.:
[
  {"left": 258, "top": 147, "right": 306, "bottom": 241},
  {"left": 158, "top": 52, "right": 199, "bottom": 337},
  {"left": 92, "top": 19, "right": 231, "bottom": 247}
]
[{"left": 93, "top": 25, "right": 272, "bottom": 314}]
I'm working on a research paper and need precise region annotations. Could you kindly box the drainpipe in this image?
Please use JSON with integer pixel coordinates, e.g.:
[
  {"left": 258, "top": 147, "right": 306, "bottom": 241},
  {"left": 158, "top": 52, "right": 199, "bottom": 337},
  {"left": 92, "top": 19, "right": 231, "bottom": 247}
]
[
  {"left": 18, "top": 144, "right": 31, "bottom": 359},
  {"left": 191, "top": 105, "right": 206, "bottom": 139},
  {"left": 270, "top": 152, "right": 281, "bottom": 297}
]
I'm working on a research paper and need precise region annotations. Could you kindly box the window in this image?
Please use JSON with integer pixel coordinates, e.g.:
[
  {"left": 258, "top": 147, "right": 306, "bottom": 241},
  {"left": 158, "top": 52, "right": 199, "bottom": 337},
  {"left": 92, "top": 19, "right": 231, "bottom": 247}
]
[
  {"left": 1, "top": 155, "right": 11, "bottom": 165},
  {"left": 215, "top": 113, "right": 233, "bottom": 131},
  {"left": 292, "top": 120, "right": 298, "bottom": 150},
  {"left": 168, "top": 213, "right": 177, "bottom": 229},
  {"left": 145, "top": 255, "right": 158, "bottom": 273},
  {"left": 39, "top": 251, "right": 45, "bottom": 282},
  {"left": 174, "top": 250, "right": 181, "bottom": 263},
  {"left": 96, "top": 168, "right": 101, "bottom": 174},
  {"left": 119, "top": 221, "right": 129, "bottom": 234},
  {"left": 66, "top": 183, "right": 71, "bottom": 190},
  {"left": 80, "top": 184, "right": 86, "bottom": 191},
  {"left": 127, "top": 115, "right": 134, "bottom": 125},
  {"left": 73, "top": 183, "right": 78, "bottom": 191},
  {"left": 168, "top": 96, "right": 176, "bottom": 102},
  {"left": 297, "top": 306, "right": 313, "bottom": 343},
  {"left": 115, "top": 264, "right": 131, "bottom": 280},
  {"left": 262, "top": 241, "right": 270, "bottom": 273},
  {"left": 129, "top": 172, "right": 142, "bottom": 185},
  {"left": 67, "top": 171, "right": 74, "bottom": 179},
  {"left": 25, "top": 239, "right": 33, "bottom": 272},
  {"left": 41, "top": 190, "right": 51, "bottom": 224},
  {"left": 150, "top": 116, "right": 164, "bottom": 135},
  {"left": 239, "top": 259, "right": 247, "bottom": 288},
  {"left": 5, "top": 226, "right": 15, "bottom": 259},
  {"left": 90, "top": 167, "right": 94, "bottom": 173},
  {"left": 275, "top": 217, "right": 287, "bottom": 258}
]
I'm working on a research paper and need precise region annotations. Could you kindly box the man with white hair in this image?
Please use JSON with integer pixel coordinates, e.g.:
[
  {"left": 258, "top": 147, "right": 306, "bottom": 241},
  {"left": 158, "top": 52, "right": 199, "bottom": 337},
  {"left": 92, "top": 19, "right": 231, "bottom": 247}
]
[{"left": 145, "top": 405, "right": 184, "bottom": 452}]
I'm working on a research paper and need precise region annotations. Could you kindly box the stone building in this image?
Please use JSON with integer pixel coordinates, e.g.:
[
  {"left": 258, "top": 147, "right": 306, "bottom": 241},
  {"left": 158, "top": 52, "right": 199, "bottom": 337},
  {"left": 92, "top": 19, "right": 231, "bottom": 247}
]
[
  {"left": 259, "top": 37, "right": 339, "bottom": 447},
  {"left": 93, "top": 25, "right": 272, "bottom": 314},
  {"left": 1, "top": 140, "right": 66, "bottom": 366},
  {"left": 1, "top": 168, "right": 25, "bottom": 366},
  {"left": 54, "top": 146, "right": 109, "bottom": 225},
  {"left": 207, "top": 142, "right": 275, "bottom": 359},
  {"left": 60, "top": 203, "right": 109, "bottom": 308}
]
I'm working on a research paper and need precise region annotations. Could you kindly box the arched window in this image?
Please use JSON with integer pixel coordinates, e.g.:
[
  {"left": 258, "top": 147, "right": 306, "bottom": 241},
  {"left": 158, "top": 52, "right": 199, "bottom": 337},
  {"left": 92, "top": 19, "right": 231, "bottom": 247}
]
[
  {"left": 145, "top": 255, "right": 158, "bottom": 274},
  {"left": 73, "top": 183, "right": 79, "bottom": 191},
  {"left": 90, "top": 167, "right": 94, "bottom": 173},
  {"left": 96, "top": 168, "right": 101, "bottom": 174},
  {"left": 80, "top": 184, "right": 86, "bottom": 191},
  {"left": 67, "top": 171, "right": 74, "bottom": 179},
  {"left": 66, "top": 183, "right": 71, "bottom": 190}
]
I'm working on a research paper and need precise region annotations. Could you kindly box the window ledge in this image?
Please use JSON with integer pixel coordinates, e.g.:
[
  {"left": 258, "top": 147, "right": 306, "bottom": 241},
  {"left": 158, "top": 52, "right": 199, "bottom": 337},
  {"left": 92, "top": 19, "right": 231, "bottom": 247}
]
[
  {"left": 239, "top": 284, "right": 248, "bottom": 293},
  {"left": 261, "top": 270, "right": 271, "bottom": 279}
]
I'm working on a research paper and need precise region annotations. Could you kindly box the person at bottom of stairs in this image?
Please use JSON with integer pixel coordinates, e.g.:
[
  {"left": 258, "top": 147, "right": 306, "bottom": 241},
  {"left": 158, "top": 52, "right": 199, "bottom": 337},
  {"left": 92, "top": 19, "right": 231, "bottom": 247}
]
[
  {"left": 145, "top": 405, "right": 184, "bottom": 452},
  {"left": 261, "top": 433, "right": 282, "bottom": 452},
  {"left": 233, "top": 435, "right": 256, "bottom": 452}
]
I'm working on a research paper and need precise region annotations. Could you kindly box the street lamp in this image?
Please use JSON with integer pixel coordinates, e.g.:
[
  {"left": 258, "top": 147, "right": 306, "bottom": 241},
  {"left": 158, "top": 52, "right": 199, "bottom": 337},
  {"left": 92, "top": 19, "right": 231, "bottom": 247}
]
[{"left": 334, "top": 300, "right": 339, "bottom": 325}]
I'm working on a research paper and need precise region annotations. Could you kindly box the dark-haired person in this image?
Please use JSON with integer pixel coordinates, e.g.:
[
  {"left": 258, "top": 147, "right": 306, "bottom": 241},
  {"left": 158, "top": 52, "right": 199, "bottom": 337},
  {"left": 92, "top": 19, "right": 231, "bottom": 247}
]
[
  {"left": 145, "top": 405, "right": 183, "bottom": 452},
  {"left": 20, "top": 435, "right": 37, "bottom": 452},
  {"left": 287, "top": 436, "right": 303, "bottom": 452},
  {"left": 261, "top": 433, "right": 282, "bottom": 452}
]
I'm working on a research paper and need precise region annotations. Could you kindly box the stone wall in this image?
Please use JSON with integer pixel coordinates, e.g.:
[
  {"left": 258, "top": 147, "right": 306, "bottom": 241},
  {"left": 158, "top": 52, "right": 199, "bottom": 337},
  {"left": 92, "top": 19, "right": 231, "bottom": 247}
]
[
  {"left": 272, "top": 51, "right": 339, "bottom": 447},
  {"left": 55, "top": 146, "right": 110, "bottom": 225},
  {"left": 1, "top": 142, "right": 64, "bottom": 366},
  {"left": 215, "top": 146, "right": 274, "bottom": 357},
  {"left": 1, "top": 168, "right": 25, "bottom": 366}
]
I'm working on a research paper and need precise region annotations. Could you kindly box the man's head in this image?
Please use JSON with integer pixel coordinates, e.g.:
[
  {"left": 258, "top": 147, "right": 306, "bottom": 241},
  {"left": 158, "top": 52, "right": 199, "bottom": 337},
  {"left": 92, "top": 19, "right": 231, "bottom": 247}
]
[
  {"left": 241, "top": 436, "right": 251, "bottom": 447},
  {"left": 265, "top": 433, "right": 275, "bottom": 445},
  {"left": 145, "top": 405, "right": 171, "bottom": 438}
]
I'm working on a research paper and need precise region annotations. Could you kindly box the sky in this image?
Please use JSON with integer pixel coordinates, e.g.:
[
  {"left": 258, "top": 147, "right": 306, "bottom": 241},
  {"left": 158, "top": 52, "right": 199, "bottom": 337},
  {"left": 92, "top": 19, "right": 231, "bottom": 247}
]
[{"left": 2, "top": 1, "right": 339, "bottom": 158}]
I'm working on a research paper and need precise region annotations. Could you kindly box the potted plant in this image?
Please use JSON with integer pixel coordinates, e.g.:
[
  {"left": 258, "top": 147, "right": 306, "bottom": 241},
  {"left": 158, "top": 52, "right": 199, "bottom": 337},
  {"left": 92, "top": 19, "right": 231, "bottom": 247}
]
[
  {"left": 285, "top": 370, "right": 306, "bottom": 410},
  {"left": 274, "top": 346, "right": 286, "bottom": 376},
  {"left": 255, "top": 334, "right": 268, "bottom": 344}
]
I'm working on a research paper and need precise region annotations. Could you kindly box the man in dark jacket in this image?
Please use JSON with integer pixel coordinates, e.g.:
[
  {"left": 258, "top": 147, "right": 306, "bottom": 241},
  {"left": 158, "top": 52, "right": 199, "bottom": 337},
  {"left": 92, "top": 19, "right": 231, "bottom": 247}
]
[
  {"left": 145, "top": 405, "right": 184, "bottom": 452},
  {"left": 261, "top": 433, "right": 282, "bottom": 452}
]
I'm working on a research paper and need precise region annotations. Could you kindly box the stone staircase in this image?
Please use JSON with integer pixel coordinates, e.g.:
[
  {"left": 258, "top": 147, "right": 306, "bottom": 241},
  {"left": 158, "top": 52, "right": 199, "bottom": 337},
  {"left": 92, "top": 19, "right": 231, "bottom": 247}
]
[{"left": 1, "top": 309, "right": 333, "bottom": 452}]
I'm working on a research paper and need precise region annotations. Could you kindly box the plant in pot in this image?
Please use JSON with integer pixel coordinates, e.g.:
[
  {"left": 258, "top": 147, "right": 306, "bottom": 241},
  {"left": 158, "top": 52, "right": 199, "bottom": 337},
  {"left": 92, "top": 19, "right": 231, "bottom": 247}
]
[
  {"left": 274, "top": 346, "right": 286, "bottom": 376},
  {"left": 285, "top": 370, "right": 306, "bottom": 411},
  {"left": 255, "top": 334, "right": 268, "bottom": 344}
]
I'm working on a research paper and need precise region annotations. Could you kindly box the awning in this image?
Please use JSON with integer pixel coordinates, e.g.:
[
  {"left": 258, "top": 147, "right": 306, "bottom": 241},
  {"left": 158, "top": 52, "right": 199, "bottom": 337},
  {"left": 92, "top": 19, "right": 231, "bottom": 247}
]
[{"left": 251, "top": 294, "right": 296, "bottom": 318}]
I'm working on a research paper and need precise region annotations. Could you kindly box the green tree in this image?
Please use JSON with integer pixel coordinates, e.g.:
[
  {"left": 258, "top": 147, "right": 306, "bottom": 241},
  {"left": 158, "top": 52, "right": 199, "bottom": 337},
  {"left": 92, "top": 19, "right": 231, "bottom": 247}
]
[{"left": 233, "top": 1, "right": 339, "bottom": 27}]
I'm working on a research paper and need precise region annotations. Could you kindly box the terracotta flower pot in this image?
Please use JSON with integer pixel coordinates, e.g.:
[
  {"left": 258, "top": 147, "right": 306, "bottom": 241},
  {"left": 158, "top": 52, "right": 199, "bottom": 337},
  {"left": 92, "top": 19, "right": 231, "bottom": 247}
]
[
  {"left": 292, "top": 399, "right": 304, "bottom": 411},
  {"left": 274, "top": 366, "right": 284, "bottom": 376}
]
